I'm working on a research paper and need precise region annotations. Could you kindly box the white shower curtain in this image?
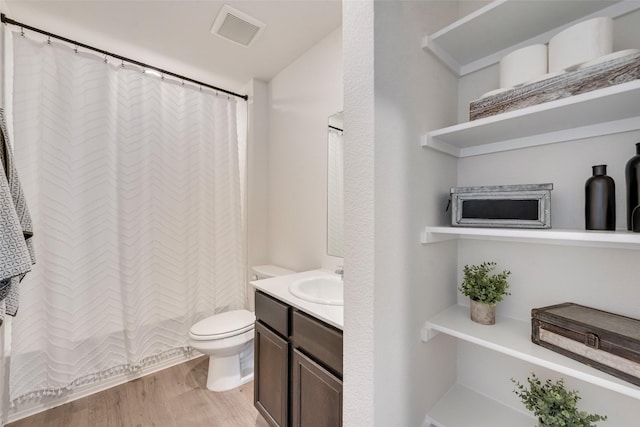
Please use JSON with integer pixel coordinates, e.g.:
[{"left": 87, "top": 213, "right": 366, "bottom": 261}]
[{"left": 8, "top": 34, "right": 246, "bottom": 405}]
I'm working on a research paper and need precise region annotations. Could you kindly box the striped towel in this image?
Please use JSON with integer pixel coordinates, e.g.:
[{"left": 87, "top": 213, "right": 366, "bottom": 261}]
[{"left": 0, "top": 108, "right": 35, "bottom": 323}]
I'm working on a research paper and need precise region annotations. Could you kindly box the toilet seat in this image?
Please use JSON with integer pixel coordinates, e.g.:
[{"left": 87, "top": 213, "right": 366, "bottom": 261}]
[{"left": 190, "top": 309, "right": 255, "bottom": 341}]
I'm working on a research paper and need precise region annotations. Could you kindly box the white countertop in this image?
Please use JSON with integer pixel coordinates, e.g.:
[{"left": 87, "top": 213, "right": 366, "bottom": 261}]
[{"left": 250, "top": 269, "right": 344, "bottom": 330}]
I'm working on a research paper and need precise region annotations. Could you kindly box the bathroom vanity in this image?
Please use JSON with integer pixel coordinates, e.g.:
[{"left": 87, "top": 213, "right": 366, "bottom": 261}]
[{"left": 252, "top": 271, "right": 343, "bottom": 427}]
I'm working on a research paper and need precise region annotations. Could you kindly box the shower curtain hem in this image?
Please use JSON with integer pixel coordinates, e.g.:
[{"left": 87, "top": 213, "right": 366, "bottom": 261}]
[{"left": 10, "top": 346, "right": 194, "bottom": 408}]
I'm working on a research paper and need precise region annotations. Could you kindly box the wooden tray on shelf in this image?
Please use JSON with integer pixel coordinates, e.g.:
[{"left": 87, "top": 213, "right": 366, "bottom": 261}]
[{"left": 471, "top": 52, "right": 640, "bottom": 120}]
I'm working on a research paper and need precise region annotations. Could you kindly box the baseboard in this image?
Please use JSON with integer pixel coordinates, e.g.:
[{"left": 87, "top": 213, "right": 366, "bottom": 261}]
[{"left": 6, "top": 352, "right": 205, "bottom": 423}]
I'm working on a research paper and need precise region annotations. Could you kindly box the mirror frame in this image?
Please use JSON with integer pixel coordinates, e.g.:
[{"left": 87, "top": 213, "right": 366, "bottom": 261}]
[{"left": 327, "top": 111, "right": 344, "bottom": 258}]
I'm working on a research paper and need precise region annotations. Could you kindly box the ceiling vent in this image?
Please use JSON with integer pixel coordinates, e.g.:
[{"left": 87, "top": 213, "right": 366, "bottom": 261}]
[{"left": 211, "top": 5, "right": 266, "bottom": 48}]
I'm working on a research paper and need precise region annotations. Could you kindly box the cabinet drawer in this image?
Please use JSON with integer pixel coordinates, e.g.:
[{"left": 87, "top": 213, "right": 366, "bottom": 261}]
[
  {"left": 255, "top": 291, "right": 290, "bottom": 337},
  {"left": 292, "top": 310, "right": 343, "bottom": 377}
]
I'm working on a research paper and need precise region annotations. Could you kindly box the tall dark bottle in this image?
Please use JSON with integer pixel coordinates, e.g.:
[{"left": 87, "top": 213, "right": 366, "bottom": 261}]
[
  {"left": 625, "top": 142, "right": 640, "bottom": 232},
  {"left": 585, "top": 164, "right": 615, "bottom": 231}
]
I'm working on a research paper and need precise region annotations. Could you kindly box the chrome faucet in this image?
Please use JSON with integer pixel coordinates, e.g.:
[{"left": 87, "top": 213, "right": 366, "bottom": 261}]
[{"left": 335, "top": 265, "right": 344, "bottom": 280}]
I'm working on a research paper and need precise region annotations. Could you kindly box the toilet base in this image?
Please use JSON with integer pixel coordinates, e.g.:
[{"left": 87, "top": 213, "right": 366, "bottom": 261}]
[{"left": 206, "top": 347, "right": 254, "bottom": 392}]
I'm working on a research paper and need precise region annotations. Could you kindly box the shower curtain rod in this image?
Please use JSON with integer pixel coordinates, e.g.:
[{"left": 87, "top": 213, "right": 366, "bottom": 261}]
[{"left": 1, "top": 14, "right": 249, "bottom": 101}]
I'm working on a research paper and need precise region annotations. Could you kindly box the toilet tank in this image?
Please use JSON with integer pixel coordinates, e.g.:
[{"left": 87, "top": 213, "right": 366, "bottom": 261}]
[
  {"left": 251, "top": 265, "right": 295, "bottom": 281},
  {"left": 247, "top": 265, "right": 295, "bottom": 312}
]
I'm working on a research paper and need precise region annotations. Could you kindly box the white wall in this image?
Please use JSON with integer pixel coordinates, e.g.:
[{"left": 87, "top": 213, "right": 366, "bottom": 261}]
[
  {"left": 267, "top": 27, "right": 343, "bottom": 273},
  {"left": 343, "top": 2, "right": 460, "bottom": 425},
  {"left": 342, "top": 1, "right": 374, "bottom": 424},
  {"left": 244, "top": 79, "right": 269, "bottom": 310}
]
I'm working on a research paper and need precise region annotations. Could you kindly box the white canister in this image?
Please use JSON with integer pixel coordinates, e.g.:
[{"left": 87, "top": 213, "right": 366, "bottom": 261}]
[
  {"left": 499, "top": 44, "right": 548, "bottom": 88},
  {"left": 549, "top": 17, "right": 613, "bottom": 72}
]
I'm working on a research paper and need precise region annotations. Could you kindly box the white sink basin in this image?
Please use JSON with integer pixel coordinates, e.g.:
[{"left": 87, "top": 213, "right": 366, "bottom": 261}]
[{"left": 289, "top": 276, "right": 343, "bottom": 306}]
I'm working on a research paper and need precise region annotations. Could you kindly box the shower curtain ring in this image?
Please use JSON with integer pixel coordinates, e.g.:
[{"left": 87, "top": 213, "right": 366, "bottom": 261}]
[
  {"left": 20, "top": 27, "right": 24, "bottom": 37},
  {"left": 47, "top": 36, "right": 51, "bottom": 45},
  {"left": 74, "top": 45, "right": 78, "bottom": 54},
  {"left": 121, "top": 60, "right": 125, "bottom": 69},
  {"left": 104, "top": 54, "right": 108, "bottom": 64}
]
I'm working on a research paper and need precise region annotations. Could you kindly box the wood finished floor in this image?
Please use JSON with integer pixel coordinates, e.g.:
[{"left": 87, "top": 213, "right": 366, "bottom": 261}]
[{"left": 7, "top": 357, "right": 270, "bottom": 427}]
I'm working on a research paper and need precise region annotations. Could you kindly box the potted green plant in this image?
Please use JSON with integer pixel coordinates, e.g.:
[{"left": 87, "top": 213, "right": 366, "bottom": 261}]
[
  {"left": 458, "top": 261, "right": 510, "bottom": 325},
  {"left": 512, "top": 374, "right": 607, "bottom": 427}
]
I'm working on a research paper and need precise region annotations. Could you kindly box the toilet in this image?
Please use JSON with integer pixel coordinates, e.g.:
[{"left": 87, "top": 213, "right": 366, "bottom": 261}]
[{"left": 189, "top": 264, "right": 294, "bottom": 392}]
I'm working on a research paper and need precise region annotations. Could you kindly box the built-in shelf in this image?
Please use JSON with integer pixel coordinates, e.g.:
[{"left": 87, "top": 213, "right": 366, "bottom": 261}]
[
  {"left": 425, "top": 384, "right": 534, "bottom": 427},
  {"left": 422, "top": 305, "right": 640, "bottom": 400},
  {"left": 421, "top": 80, "right": 640, "bottom": 158},
  {"left": 420, "top": 1, "right": 640, "bottom": 424},
  {"left": 420, "top": 226, "right": 640, "bottom": 250},
  {"left": 422, "top": 0, "right": 639, "bottom": 76}
]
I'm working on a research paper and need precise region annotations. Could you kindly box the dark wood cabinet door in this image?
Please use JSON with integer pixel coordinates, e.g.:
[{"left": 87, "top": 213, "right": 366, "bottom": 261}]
[
  {"left": 291, "top": 349, "right": 343, "bottom": 427},
  {"left": 255, "top": 321, "right": 289, "bottom": 427}
]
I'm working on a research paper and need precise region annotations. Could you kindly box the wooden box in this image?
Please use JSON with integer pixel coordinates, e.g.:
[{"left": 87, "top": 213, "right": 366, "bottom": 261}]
[{"left": 531, "top": 302, "right": 640, "bottom": 386}]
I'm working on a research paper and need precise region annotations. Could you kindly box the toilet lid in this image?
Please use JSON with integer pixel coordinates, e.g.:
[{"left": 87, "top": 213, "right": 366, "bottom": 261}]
[{"left": 190, "top": 309, "right": 255, "bottom": 340}]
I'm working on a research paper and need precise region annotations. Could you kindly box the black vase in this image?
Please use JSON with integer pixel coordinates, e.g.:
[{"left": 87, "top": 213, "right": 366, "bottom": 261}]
[
  {"left": 625, "top": 142, "right": 640, "bottom": 232},
  {"left": 585, "top": 164, "right": 615, "bottom": 231}
]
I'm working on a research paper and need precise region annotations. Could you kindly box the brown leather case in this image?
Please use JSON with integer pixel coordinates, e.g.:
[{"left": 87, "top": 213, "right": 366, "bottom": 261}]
[{"left": 531, "top": 302, "right": 640, "bottom": 386}]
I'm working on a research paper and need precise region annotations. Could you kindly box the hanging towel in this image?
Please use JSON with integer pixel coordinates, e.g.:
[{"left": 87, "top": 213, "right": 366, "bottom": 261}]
[{"left": 0, "top": 108, "right": 35, "bottom": 322}]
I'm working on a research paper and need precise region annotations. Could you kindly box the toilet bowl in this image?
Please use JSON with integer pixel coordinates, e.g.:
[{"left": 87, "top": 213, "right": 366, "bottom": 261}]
[
  {"left": 189, "top": 264, "right": 295, "bottom": 392},
  {"left": 189, "top": 309, "right": 256, "bottom": 392}
]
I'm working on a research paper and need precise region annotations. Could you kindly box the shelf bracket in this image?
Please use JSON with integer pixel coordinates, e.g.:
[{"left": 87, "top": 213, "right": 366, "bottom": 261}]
[
  {"left": 421, "top": 229, "right": 458, "bottom": 244},
  {"left": 421, "top": 35, "right": 462, "bottom": 76},
  {"left": 421, "top": 134, "right": 460, "bottom": 158},
  {"left": 421, "top": 322, "right": 440, "bottom": 343}
]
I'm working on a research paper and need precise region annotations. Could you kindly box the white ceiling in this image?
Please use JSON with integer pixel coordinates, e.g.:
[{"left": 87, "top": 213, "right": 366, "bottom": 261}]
[{"left": 4, "top": 0, "right": 342, "bottom": 93}]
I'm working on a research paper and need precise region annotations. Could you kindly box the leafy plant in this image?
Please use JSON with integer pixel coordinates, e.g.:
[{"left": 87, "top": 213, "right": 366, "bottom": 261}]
[
  {"left": 458, "top": 261, "right": 510, "bottom": 305},
  {"left": 512, "top": 374, "right": 607, "bottom": 427}
]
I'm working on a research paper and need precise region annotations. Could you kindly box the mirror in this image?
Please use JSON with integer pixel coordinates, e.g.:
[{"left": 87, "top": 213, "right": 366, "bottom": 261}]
[{"left": 327, "top": 112, "right": 344, "bottom": 257}]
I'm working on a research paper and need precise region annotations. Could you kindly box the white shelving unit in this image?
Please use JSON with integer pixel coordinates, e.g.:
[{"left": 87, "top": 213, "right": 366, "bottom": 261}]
[
  {"left": 420, "top": 1, "right": 640, "bottom": 424},
  {"left": 422, "top": 0, "right": 639, "bottom": 76},
  {"left": 425, "top": 384, "right": 534, "bottom": 427},
  {"left": 421, "top": 80, "right": 640, "bottom": 158},
  {"left": 420, "top": 226, "right": 640, "bottom": 250},
  {"left": 422, "top": 305, "right": 640, "bottom": 400}
]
